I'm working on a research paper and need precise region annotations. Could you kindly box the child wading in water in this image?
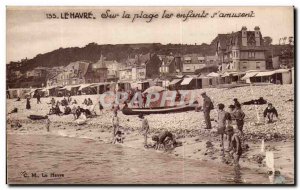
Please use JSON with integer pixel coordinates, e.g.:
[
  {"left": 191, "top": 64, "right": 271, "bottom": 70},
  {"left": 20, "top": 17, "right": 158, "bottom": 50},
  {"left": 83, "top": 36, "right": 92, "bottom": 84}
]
[
  {"left": 111, "top": 112, "right": 119, "bottom": 142},
  {"left": 226, "top": 126, "right": 242, "bottom": 165},
  {"left": 139, "top": 113, "right": 149, "bottom": 147},
  {"left": 45, "top": 116, "right": 50, "bottom": 132}
]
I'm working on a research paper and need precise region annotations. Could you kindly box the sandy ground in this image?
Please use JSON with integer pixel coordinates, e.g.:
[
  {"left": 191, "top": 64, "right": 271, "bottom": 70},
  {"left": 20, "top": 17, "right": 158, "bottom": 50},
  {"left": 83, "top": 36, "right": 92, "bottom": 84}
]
[{"left": 6, "top": 84, "right": 295, "bottom": 184}]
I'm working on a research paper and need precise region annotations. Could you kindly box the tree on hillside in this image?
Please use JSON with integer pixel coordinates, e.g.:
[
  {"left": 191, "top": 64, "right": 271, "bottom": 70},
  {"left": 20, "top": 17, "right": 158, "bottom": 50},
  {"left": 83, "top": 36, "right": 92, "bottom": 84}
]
[{"left": 263, "top": 36, "right": 273, "bottom": 46}]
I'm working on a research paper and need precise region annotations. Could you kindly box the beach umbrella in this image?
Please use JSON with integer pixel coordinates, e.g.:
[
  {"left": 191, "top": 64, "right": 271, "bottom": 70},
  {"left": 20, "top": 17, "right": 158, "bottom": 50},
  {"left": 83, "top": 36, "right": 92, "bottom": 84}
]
[{"left": 143, "top": 86, "right": 165, "bottom": 94}]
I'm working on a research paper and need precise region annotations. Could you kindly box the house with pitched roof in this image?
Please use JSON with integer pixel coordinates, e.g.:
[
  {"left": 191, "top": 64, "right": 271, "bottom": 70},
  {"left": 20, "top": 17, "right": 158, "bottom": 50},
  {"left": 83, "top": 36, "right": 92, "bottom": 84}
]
[{"left": 216, "top": 26, "right": 267, "bottom": 73}]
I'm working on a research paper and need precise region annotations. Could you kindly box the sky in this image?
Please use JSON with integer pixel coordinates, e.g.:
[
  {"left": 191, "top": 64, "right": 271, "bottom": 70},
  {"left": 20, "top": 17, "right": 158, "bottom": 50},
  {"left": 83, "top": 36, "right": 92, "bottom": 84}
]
[{"left": 6, "top": 6, "right": 294, "bottom": 63}]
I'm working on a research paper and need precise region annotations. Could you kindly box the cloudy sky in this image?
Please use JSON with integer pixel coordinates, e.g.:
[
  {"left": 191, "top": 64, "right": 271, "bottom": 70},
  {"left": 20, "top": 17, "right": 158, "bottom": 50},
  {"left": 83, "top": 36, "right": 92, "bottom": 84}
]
[{"left": 7, "top": 6, "right": 294, "bottom": 62}]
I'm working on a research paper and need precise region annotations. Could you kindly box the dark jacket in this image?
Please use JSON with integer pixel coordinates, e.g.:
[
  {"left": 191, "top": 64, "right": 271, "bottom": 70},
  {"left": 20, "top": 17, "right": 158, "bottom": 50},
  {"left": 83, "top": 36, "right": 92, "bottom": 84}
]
[{"left": 263, "top": 107, "right": 278, "bottom": 117}]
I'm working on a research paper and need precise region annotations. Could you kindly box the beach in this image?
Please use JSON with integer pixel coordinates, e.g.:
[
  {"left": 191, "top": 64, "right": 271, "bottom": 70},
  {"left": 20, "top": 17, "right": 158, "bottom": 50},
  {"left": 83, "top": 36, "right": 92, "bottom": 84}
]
[{"left": 6, "top": 84, "right": 295, "bottom": 184}]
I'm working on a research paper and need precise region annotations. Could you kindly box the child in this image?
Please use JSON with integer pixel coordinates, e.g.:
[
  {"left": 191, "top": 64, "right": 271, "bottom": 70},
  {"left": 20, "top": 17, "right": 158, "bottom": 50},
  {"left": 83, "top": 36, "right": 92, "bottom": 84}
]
[
  {"left": 112, "top": 112, "right": 120, "bottom": 141},
  {"left": 139, "top": 113, "right": 149, "bottom": 146},
  {"left": 216, "top": 103, "right": 231, "bottom": 153},
  {"left": 226, "top": 126, "right": 242, "bottom": 165},
  {"left": 113, "top": 130, "right": 124, "bottom": 144},
  {"left": 45, "top": 116, "right": 50, "bottom": 132},
  {"left": 99, "top": 101, "right": 104, "bottom": 114},
  {"left": 232, "top": 104, "right": 245, "bottom": 136},
  {"left": 152, "top": 131, "right": 176, "bottom": 151},
  {"left": 263, "top": 103, "right": 278, "bottom": 123}
]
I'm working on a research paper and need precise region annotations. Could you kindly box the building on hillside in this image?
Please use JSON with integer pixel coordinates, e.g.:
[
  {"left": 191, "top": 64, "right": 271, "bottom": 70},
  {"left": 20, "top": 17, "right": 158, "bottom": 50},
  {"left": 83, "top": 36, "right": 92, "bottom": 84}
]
[
  {"left": 119, "top": 67, "right": 133, "bottom": 81},
  {"left": 216, "top": 26, "right": 267, "bottom": 73},
  {"left": 85, "top": 56, "right": 108, "bottom": 83},
  {"left": 132, "top": 65, "right": 146, "bottom": 81},
  {"left": 158, "top": 55, "right": 176, "bottom": 75},
  {"left": 47, "top": 61, "right": 90, "bottom": 87},
  {"left": 105, "top": 60, "right": 126, "bottom": 82},
  {"left": 25, "top": 67, "right": 47, "bottom": 78},
  {"left": 182, "top": 54, "right": 206, "bottom": 74}
]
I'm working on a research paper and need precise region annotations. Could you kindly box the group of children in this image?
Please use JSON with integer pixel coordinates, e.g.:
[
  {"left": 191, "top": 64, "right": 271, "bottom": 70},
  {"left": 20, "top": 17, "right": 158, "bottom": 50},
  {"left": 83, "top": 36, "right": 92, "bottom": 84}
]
[{"left": 215, "top": 98, "right": 279, "bottom": 164}]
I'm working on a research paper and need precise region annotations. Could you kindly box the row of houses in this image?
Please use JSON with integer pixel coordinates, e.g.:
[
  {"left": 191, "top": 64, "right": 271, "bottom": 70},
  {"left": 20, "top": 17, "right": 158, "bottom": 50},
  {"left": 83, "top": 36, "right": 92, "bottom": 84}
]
[{"left": 7, "top": 26, "right": 294, "bottom": 90}]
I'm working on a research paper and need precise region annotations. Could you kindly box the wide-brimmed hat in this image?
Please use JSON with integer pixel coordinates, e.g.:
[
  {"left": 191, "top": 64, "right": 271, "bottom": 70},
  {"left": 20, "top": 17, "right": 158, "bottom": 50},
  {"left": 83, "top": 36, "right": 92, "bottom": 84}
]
[{"left": 201, "top": 92, "right": 206, "bottom": 95}]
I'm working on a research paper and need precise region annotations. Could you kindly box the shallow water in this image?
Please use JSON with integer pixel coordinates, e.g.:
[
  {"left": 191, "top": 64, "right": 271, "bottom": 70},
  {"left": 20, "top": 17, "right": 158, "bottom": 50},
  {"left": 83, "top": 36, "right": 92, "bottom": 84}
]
[{"left": 7, "top": 134, "right": 269, "bottom": 184}]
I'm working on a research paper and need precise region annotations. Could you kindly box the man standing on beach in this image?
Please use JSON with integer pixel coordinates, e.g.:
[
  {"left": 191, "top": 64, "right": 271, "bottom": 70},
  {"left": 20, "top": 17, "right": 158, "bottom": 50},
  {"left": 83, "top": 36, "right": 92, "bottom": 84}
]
[
  {"left": 201, "top": 92, "right": 213, "bottom": 129},
  {"left": 36, "top": 92, "right": 41, "bottom": 104}
]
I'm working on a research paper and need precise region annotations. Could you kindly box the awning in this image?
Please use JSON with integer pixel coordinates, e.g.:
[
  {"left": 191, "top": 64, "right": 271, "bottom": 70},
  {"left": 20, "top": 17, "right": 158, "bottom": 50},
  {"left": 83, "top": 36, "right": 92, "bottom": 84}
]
[
  {"left": 169, "top": 79, "right": 182, "bottom": 85},
  {"left": 241, "top": 72, "right": 258, "bottom": 80},
  {"left": 181, "top": 78, "right": 193, "bottom": 85},
  {"left": 274, "top": 69, "right": 290, "bottom": 73},
  {"left": 78, "top": 84, "right": 93, "bottom": 90},
  {"left": 256, "top": 71, "right": 276, "bottom": 77},
  {"left": 207, "top": 72, "right": 220, "bottom": 77}
]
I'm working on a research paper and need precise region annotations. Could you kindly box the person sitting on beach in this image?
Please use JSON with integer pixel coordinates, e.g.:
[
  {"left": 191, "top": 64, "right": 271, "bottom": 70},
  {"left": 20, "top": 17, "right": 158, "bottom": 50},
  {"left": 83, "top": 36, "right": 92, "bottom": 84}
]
[
  {"left": 226, "top": 126, "right": 242, "bottom": 165},
  {"left": 64, "top": 105, "right": 72, "bottom": 115},
  {"left": 72, "top": 100, "right": 77, "bottom": 105},
  {"left": 75, "top": 106, "right": 82, "bottom": 119},
  {"left": 113, "top": 130, "right": 124, "bottom": 144},
  {"left": 216, "top": 103, "right": 231, "bottom": 150},
  {"left": 76, "top": 111, "right": 87, "bottom": 125},
  {"left": 263, "top": 103, "right": 278, "bottom": 123},
  {"left": 83, "top": 98, "right": 88, "bottom": 105},
  {"left": 139, "top": 113, "right": 149, "bottom": 146},
  {"left": 87, "top": 98, "right": 93, "bottom": 106},
  {"left": 54, "top": 104, "right": 63, "bottom": 116},
  {"left": 61, "top": 97, "right": 68, "bottom": 106},
  {"left": 152, "top": 131, "right": 176, "bottom": 151}
]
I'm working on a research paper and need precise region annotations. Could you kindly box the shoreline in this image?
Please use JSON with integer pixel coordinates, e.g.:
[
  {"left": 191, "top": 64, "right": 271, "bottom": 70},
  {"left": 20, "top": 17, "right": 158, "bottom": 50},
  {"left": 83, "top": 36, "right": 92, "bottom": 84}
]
[
  {"left": 6, "top": 85, "right": 295, "bottom": 184},
  {"left": 7, "top": 118, "right": 294, "bottom": 184}
]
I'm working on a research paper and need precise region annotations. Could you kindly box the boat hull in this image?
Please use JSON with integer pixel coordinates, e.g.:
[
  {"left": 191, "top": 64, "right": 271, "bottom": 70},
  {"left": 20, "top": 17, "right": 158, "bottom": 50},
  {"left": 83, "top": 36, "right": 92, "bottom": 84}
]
[{"left": 122, "top": 105, "right": 195, "bottom": 115}]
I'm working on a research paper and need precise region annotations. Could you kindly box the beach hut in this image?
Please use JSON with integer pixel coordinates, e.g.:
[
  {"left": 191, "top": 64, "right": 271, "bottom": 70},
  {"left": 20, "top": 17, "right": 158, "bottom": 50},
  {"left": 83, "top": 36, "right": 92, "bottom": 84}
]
[
  {"left": 169, "top": 78, "right": 182, "bottom": 90},
  {"left": 274, "top": 69, "right": 292, "bottom": 84}
]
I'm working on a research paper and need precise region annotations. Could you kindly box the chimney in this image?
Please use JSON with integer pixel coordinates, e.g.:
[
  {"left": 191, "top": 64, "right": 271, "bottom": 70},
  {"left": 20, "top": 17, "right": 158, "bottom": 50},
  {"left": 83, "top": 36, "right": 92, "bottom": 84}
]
[
  {"left": 254, "top": 26, "right": 261, "bottom": 46},
  {"left": 241, "top": 26, "right": 247, "bottom": 46}
]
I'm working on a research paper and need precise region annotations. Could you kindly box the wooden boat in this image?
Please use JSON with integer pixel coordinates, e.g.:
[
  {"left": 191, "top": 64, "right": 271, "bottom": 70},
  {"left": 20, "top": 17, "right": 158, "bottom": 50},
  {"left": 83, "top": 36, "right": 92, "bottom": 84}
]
[
  {"left": 122, "top": 104, "right": 196, "bottom": 115},
  {"left": 28, "top": 115, "right": 47, "bottom": 120}
]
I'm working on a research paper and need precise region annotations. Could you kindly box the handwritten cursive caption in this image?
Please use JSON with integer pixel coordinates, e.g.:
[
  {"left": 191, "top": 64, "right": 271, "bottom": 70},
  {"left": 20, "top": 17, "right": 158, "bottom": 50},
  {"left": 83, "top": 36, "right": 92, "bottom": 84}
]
[{"left": 45, "top": 9, "right": 255, "bottom": 23}]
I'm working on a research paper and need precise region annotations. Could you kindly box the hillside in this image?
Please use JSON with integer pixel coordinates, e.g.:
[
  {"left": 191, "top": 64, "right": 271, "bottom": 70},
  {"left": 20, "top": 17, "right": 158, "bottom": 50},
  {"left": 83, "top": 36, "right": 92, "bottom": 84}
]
[{"left": 7, "top": 42, "right": 217, "bottom": 73}]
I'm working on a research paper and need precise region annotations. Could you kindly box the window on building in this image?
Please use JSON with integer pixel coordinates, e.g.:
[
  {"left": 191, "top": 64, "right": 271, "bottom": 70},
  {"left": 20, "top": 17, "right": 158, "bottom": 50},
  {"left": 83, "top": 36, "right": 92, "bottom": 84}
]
[
  {"left": 242, "top": 62, "right": 247, "bottom": 69},
  {"left": 248, "top": 52, "right": 255, "bottom": 58},
  {"left": 256, "top": 62, "right": 260, "bottom": 69}
]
